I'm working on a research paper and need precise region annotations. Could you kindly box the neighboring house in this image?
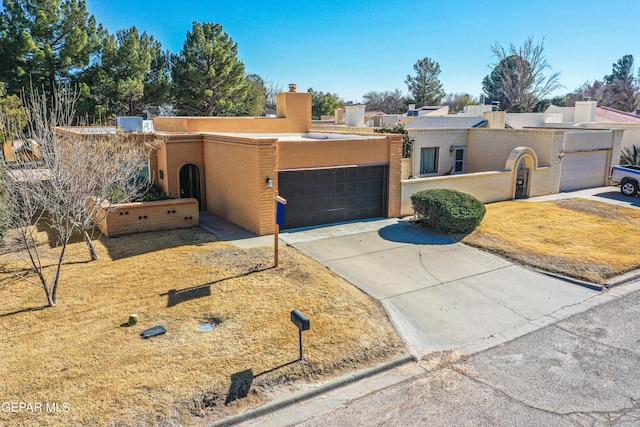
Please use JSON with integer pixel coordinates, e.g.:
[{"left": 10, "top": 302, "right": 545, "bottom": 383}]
[
  {"left": 401, "top": 110, "right": 624, "bottom": 216},
  {"left": 3, "top": 139, "right": 41, "bottom": 162},
  {"left": 364, "top": 110, "right": 385, "bottom": 127},
  {"left": 545, "top": 101, "right": 640, "bottom": 152},
  {"left": 403, "top": 105, "right": 450, "bottom": 117}
]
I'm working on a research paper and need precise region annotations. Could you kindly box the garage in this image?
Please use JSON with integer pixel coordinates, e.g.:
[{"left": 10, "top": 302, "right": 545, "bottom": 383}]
[
  {"left": 278, "top": 165, "right": 388, "bottom": 229},
  {"left": 559, "top": 150, "right": 609, "bottom": 191}
]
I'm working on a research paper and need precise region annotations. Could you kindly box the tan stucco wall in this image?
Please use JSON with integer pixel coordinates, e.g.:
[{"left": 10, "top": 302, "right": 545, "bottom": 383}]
[
  {"left": 401, "top": 172, "right": 513, "bottom": 215},
  {"left": 466, "top": 129, "right": 561, "bottom": 171},
  {"left": 278, "top": 137, "right": 388, "bottom": 170},
  {"left": 401, "top": 166, "right": 555, "bottom": 216},
  {"left": 155, "top": 134, "right": 206, "bottom": 207},
  {"left": 409, "top": 129, "right": 469, "bottom": 177},
  {"left": 153, "top": 92, "right": 312, "bottom": 134}
]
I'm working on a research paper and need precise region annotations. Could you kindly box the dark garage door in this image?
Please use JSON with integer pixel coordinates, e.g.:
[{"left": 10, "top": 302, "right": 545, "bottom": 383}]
[{"left": 278, "top": 165, "right": 388, "bottom": 229}]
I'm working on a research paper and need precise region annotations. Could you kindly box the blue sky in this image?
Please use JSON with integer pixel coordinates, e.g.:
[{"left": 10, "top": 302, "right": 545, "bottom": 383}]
[{"left": 86, "top": 0, "right": 640, "bottom": 103}]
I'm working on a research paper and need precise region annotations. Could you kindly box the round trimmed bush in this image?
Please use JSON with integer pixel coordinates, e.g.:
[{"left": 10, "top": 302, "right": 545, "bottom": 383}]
[{"left": 410, "top": 189, "right": 486, "bottom": 234}]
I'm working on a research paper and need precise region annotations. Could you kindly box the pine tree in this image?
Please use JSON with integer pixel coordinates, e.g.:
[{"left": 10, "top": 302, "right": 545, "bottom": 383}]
[
  {"left": 405, "top": 57, "right": 445, "bottom": 107},
  {"left": 0, "top": 0, "right": 101, "bottom": 98},
  {"left": 171, "top": 22, "right": 248, "bottom": 116}
]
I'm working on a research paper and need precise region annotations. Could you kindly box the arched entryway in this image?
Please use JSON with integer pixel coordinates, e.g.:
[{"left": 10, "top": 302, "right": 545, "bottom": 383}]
[
  {"left": 505, "top": 147, "right": 537, "bottom": 200},
  {"left": 179, "top": 163, "right": 201, "bottom": 209}
]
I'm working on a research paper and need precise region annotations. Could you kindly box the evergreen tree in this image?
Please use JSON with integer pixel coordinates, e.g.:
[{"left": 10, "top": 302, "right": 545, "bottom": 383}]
[
  {"left": 405, "top": 57, "right": 445, "bottom": 107},
  {"left": 80, "top": 27, "right": 171, "bottom": 117},
  {"left": 308, "top": 88, "right": 343, "bottom": 120},
  {"left": 237, "top": 73, "right": 266, "bottom": 116},
  {"left": 603, "top": 55, "right": 639, "bottom": 112},
  {"left": 171, "top": 22, "right": 248, "bottom": 116},
  {"left": 0, "top": 0, "right": 101, "bottom": 98}
]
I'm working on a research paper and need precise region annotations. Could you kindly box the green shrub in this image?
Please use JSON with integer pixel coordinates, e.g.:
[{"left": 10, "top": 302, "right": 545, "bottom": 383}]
[
  {"left": 411, "top": 189, "right": 486, "bottom": 234},
  {"left": 134, "top": 184, "right": 169, "bottom": 202}
]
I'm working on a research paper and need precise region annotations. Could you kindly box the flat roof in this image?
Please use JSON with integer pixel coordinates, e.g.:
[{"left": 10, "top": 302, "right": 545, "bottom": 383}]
[{"left": 202, "top": 132, "right": 386, "bottom": 142}]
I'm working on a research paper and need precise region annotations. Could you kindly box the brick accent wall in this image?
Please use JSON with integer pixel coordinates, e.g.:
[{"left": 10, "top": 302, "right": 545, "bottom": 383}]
[
  {"left": 401, "top": 172, "right": 514, "bottom": 216},
  {"left": 466, "top": 129, "right": 558, "bottom": 171},
  {"left": 96, "top": 199, "right": 199, "bottom": 237},
  {"left": 203, "top": 135, "right": 278, "bottom": 235},
  {"left": 387, "top": 134, "right": 403, "bottom": 217}
]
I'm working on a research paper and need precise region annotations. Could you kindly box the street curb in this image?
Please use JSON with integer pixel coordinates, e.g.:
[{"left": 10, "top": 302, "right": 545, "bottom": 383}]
[
  {"left": 536, "top": 270, "right": 604, "bottom": 291},
  {"left": 604, "top": 270, "right": 640, "bottom": 289},
  {"left": 209, "top": 353, "right": 417, "bottom": 427},
  {"left": 536, "top": 268, "right": 640, "bottom": 292}
]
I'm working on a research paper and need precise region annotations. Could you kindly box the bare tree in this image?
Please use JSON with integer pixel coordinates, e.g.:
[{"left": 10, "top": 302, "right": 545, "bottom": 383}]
[
  {"left": 51, "top": 125, "right": 158, "bottom": 261},
  {"left": 444, "top": 93, "right": 479, "bottom": 114},
  {"left": 483, "top": 37, "right": 563, "bottom": 112},
  {"left": 265, "top": 81, "right": 283, "bottom": 114},
  {"left": 362, "top": 89, "right": 407, "bottom": 114},
  {"left": 0, "top": 86, "right": 157, "bottom": 306},
  {"left": 565, "top": 80, "right": 606, "bottom": 106},
  {"left": 0, "top": 88, "right": 77, "bottom": 306}
]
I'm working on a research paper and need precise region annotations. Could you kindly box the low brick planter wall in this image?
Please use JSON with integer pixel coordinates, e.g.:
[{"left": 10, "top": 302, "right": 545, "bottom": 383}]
[{"left": 96, "top": 198, "right": 199, "bottom": 237}]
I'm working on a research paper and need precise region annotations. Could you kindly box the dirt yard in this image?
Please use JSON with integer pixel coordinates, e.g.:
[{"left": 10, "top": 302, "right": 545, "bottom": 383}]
[
  {"left": 463, "top": 198, "right": 640, "bottom": 284},
  {"left": 0, "top": 227, "right": 404, "bottom": 426}
]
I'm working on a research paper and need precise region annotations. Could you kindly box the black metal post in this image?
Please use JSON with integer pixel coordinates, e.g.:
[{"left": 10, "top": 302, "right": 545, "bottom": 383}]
[{"left": 299, "top": 329, "right": 304, "bottom": 362}]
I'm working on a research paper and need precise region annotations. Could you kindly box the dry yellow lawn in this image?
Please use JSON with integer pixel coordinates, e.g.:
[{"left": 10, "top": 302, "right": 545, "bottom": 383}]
[
  {"left": 0, "top": 227, "right": 404, "bottom": 426},
  {"left": 463, "top": 198, "right": 640, "bottom": 284}
]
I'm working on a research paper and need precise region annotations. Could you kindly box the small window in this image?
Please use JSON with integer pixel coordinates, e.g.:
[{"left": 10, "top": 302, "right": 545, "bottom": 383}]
[{"left": 420, "top": 147, "right": 439, "bottom": 174}]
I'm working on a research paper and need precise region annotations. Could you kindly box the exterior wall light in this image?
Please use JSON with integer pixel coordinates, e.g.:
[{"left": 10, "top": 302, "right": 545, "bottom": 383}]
[{"left": 266, "top": 177, "right": 273, "bottom": 188}]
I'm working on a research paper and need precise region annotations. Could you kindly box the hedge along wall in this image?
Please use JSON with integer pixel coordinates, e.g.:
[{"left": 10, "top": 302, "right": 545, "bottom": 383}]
[{"left": 95, "top": 198, "right": 199, "bottom": 237}]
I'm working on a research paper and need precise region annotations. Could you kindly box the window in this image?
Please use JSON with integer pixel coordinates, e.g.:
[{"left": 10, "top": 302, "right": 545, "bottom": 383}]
[
  {"left": 136, "top": 159, "right": 151, "bottom": 183},
  {"left": 420, "top": 147, "right": 439, "bottom": 174},
  {"left": 454, "top": 147, "right": 465, "bottom": 174}
]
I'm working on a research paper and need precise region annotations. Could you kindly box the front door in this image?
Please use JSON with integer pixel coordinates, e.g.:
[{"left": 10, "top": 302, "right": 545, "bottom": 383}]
[
  {"left": 515, "top": 159, "right": 529, "bottom": 199},
  {"left": 453, "top": 147, "right": 466, "bottom": 174},
  {"left": 179, "top": 163, "right": 201, "bottom": 209}
]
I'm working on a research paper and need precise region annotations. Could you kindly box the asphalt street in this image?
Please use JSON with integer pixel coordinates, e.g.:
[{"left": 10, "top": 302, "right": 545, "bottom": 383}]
[
  {"left": 252, "top": 281, "right": 640, "bottom": 427},
  {"left": 203, "top": 186, "right": 640, "bottom": 426}
]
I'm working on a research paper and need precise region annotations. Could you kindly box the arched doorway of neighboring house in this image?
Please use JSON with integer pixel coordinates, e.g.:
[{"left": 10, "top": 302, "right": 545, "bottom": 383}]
[
  {"left": 515, "top": 157, "right": 530, "bottom": 199},
  {"left": 179, "top": 163, "right": 201, "bottom": 210}
]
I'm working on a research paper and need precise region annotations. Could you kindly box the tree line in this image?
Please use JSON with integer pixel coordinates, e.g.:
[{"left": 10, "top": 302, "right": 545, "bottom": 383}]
[
  {"left": 0, "top": 0, "right": 277, "bottom": 120},
  {"left": 1, "top": 2, "right": 639, "bottom": 120},
  {"left": 366, "top": 38, "right": 639, "bottom": 115}
]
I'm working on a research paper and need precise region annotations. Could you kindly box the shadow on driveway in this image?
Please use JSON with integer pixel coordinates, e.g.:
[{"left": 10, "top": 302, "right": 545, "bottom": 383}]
[
  {"left": 377, "top": 222, "right": 456, "bottom": 245},
  {"left": 592, "top": 190, "right": 640, "bottom": 208}
]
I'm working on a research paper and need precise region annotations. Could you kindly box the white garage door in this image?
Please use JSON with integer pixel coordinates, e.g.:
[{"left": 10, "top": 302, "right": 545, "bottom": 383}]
[{"left": 560, "top": 151, "right": 609, "bottom": 191}]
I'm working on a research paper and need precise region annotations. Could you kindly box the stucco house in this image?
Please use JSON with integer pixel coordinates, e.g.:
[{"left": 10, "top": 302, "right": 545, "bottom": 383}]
[
  {"left": 146, "top": 89, "right": 403, "bottom": 235},
  {"left": 545, "top": 101, "right": 640, "bottom": 152},
  {"left": 57, "top": 91, "right": 627, "bottom": 237},
  {"left": 402, "top": 110, "right": 624, "bottom": 216}
]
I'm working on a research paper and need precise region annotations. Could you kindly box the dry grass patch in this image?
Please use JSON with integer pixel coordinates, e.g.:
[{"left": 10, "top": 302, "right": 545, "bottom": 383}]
[
  {"left": 462, "top": 198, "right": 640, "bottom": 284},
  {"left": 0, "top": 227, "right": 404, "bottom": 426}
]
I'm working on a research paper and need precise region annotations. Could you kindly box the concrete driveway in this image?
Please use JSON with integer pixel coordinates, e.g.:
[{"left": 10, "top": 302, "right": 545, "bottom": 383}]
[{"left": 279, "top": 218, "right": 600, "bottom": 357}]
